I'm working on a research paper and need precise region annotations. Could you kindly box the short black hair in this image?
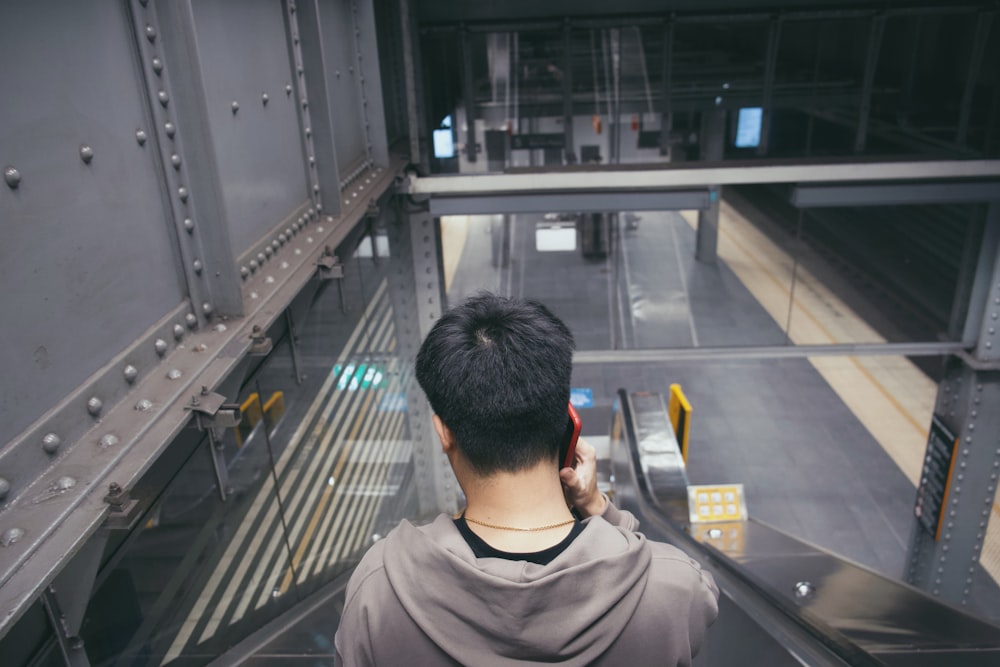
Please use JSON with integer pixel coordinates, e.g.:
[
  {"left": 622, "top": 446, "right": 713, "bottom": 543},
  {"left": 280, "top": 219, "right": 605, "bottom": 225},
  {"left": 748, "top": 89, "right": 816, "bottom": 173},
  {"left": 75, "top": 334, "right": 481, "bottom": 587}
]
[{"left": 415, "top": 293, "right": 575, "bottom": 475}]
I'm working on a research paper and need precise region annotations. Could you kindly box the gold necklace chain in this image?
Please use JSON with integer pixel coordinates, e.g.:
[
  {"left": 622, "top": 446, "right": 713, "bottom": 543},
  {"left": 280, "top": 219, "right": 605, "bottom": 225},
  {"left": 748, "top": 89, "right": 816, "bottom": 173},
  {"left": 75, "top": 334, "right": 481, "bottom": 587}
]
[{"left": 462, "top": 514, "right": 577, "bottom": 532}]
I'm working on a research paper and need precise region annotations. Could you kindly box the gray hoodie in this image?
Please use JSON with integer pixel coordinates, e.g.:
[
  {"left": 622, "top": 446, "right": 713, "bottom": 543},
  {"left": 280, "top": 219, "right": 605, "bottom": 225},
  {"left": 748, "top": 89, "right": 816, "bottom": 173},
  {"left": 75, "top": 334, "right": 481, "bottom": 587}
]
[{"left": 335, "top": 502, "right": 719, "bottom": 666}]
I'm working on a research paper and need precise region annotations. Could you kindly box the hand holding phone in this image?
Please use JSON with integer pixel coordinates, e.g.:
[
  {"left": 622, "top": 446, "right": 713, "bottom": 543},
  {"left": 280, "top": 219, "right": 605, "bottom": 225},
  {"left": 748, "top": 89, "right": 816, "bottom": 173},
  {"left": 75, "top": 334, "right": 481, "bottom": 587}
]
[{"left": 559, "top": 403, "right": 582, "bottom": 469}]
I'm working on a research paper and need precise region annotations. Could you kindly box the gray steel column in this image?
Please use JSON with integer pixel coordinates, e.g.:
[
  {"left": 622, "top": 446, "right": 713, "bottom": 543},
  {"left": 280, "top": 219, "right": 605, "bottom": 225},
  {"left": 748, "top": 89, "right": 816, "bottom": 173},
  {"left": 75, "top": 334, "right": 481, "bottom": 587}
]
[
  {"left": 399, "top": 0, "right": 423, "bottom": 167},
  {"left": 659, "top": 18, "right": 674, "bottom": 157},
  {"left": 296, "top": 0, "right": 343, "bottom": 217},
  {"left": 956, "top": 12, "right": 992, "bottom": 147},
  {"left": 405, "top": 205, "right": 459, "bottom": 515},
  {"left": 907, "top": 202, "right": 1000, "bottom": 607},
  {"left": 854, "top": 13, "right": 885, "bottom": 153},
  {"left": 352, "top": 0, "right": 390, "bottom": 167},
  {"left": 562, "top": 21, "right": 575, "bottom": 163},
  {"left": 137, "top": 0, "right": 244, "bottom": 321},
  {"left": 696, "top": 109, "right": 725, "bottom": 263},
  {"left": 461, "top": 27, "right": 477, "bottom": 163},
  {"left": 757, "top": 17, "right": 781, "bottom": 157}
]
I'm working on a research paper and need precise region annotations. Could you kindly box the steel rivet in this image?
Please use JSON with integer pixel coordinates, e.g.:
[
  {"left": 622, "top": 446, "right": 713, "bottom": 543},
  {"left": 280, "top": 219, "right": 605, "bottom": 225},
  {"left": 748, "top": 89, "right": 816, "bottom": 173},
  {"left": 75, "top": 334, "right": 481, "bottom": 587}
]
[
  {"left": 124, "top": 364, "right": 139, "bottom": 384},
  {"left": 1, "top": 528, "right": 24, "bottom": 547},
  {"left": 183, "top": 217, "right": 194, "bottom": 233},
  {"left": 278, "top": 233, "right": 287, "bottom": 245},
  {"left": 151, "top": 57, "right": 163, "bottom": 75},
  {"left": 301, "top": 97, "right": 308, "bottom": 108},
  {"left": 313, "top": 184, "right": 320, "bottom": 194},
  {"left": 285, "top": 227, "right": 293, "bottom": 237},
  {"left": 257, "top": 252, "right": 267, "bottom": 264},
  {"left": 4, "top": 166, "right": 21, "bottom": 189},
  {"left": 231, "top": 100, "right": 239, "bottom": 114},
  {"left": 186, "top": 313, "right": 197, "bottom": 328},
  {"left": 286, "top": 84, "right": 292, "bottom": 95},
  {"left": 173, "top": 324, "right": 185, "bottom": 340},
  {"left": 309, "top": 155, "right": 316, "bottom": 165},
  {"left": 155, "top": 338, "right": 168, "bottom": 356},
  {"left": 305, "top": 127, "right": 312, "bottom": 138},
  {"left": 167, "top": 368, "right": 182, "bottom": 380},
  {"left": 178, "top": 186, "right": 188, "bottom": 202},
  {"left": 78, "top": 143, "right": 93, "bottom": 164},
  {"left": 87, "top": 397, "right": 103, "bottom": 416},
  {"left": 307, "top": 236, "right": 314, "bottom": 243},
  {"left": 202, "top": 302, "right": 213, "bottom": 316},
  {"left": 265, "top": 275, "right": 275, "bottom": 284},
  {"left": 136, "top": 399, "right": 153, "bottom": 412},
  {"left": 264, "top": 246, "right": 274, "bottom": 258},
  {"left": 145, "top": 25, "right": 156, "bottom": 42},
  {"left": 272, "top": 240, "right": 280, "bottom": 250},
  {"left": 0, "top": 477, "right": 10, "bottom": 500},
  {"left": 41, "top": 433, "right": 61, "bottom": 455},
  {"left": 164, "top": 122, "right": 176, "bottom": 138},
  {"left": 262, "top": 93, "right": 269, "bottom": 105},
  {"left": 240, "top": 266, "right": 249, "bottom": 279},
  {"left": 250, "top": 291, "right": 259, "bottom": 299},
  {"left": 249, "top": 259, "right": 259, "bottom": 271},
  {"left": 193, "top": 259, "right": 203, "bottom": 274},
  {"left": 136, "top": 129, "right": 147, "bottom": 146},
  {"left": 171, "top": 154, "right": 181, "bottom": 169},
  {"left": 158, "top": 90, "right": 169, "bottom": 107},
  {"left": 99, "top": 434, "right": 119, "bottom": 448}
]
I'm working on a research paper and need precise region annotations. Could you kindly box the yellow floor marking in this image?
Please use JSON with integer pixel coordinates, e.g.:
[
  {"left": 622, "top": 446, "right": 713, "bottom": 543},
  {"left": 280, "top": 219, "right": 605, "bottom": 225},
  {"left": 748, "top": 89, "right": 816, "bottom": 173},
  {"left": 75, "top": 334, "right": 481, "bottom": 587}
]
[
  {"left": 440, "top": 216, "right": 471, "bottom": 293},
  {"left": 693, "top": 201, "right": 1000, "bottom": 583}
]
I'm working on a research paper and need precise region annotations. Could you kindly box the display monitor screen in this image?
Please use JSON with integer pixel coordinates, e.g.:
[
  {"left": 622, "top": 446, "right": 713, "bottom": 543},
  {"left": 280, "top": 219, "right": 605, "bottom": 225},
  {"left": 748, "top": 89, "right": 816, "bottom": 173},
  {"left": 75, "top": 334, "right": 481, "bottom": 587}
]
[
  {"left": 735, "top": 107, "right": 763, "bottom": 148},
  {"left": 433, "top": 128, "right": 455, "bottom": 158}
]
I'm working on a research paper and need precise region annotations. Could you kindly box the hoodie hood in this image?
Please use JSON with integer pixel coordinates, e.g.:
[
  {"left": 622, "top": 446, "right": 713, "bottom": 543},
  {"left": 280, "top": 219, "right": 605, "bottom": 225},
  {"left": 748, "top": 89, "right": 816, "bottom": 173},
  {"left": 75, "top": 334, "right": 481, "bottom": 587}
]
[{"left": 381, "top": 514, "right": 652, "bottom": 666}]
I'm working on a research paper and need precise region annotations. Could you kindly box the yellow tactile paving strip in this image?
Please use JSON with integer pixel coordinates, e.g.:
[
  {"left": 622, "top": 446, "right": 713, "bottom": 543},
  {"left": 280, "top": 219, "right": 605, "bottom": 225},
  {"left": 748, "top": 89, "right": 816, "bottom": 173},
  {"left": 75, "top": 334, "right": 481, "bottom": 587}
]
[{"left": 682, "top": 204, "right": 1000, "bottom": 584}]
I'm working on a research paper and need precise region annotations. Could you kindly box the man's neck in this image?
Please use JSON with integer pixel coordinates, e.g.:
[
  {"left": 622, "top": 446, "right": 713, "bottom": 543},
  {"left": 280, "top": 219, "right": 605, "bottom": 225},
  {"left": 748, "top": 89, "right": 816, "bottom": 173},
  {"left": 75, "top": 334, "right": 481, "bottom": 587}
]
[{"left": 460, "top": 459, "right": 576, "bottom": 552}]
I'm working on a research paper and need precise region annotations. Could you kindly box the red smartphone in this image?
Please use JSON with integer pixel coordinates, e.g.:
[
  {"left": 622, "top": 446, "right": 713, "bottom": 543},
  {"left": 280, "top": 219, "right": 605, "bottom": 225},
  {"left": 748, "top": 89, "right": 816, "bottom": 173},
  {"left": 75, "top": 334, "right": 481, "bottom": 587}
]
[{"left": 560, "top": 403, "right": 582, "bottom": 469}]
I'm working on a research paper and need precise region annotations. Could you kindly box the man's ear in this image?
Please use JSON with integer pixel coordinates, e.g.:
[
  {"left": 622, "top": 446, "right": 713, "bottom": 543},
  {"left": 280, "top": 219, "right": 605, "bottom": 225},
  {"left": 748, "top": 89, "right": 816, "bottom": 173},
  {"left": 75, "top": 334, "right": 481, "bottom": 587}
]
[{"left": 432, "top": 414, "right": 455, "bottom": 453}]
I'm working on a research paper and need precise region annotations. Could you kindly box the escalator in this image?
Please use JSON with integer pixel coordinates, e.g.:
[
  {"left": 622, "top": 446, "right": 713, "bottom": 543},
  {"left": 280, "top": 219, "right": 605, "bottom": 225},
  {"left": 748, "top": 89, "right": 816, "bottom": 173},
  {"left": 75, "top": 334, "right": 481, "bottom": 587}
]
[{"left": 222, "top": 388, "right": 1000, "bottom": 666}]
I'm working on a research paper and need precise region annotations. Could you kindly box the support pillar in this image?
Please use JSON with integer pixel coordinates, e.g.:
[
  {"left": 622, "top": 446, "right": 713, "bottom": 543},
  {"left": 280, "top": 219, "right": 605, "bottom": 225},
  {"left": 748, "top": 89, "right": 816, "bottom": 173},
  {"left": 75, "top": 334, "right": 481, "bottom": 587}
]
[
  {"left": 399, "top": 204, "right": 459, "bottom": 516},
  {"left": 696, "top": 109, "right": 725, "bottom": 263},
  {"left": 907, "top": 202, "right": 1000, "bottom": 608}
]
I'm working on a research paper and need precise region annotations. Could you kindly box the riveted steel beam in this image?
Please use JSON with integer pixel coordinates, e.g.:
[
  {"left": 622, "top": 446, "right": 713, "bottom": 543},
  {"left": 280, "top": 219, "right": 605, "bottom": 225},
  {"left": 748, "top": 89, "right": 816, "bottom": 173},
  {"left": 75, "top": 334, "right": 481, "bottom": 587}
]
[
  {"left": 135, "top": 0, "right": 243, "bottom": 322},
  {"left": 791, "top": 181, "right": 1000, "bottom": 207},
  {"left": 0, "top": 155, "right": 405, "bottom": 638},
  {"left": 407, "top": 160, "right": 1000, "bottom": 195},
  {"left": 352, "top": 0, "right": 390, "bottom": 167}
]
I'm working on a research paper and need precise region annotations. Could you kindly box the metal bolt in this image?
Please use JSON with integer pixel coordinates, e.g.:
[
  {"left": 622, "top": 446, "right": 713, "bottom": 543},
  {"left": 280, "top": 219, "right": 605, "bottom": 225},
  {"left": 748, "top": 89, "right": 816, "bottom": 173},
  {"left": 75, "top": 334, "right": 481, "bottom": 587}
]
[
  {"left": 271, "top": 240, "right": 280, "bottom": 251},
  {"left": 285, "top": 227, "right": 293, "bottom": 237},
  {"left": 155, "top": 338, "right": 168, "bottom": 356},
  {"left": 178, "top": 186, "right": 188, "bottom": 202},
  {"left": 1, "top": 528, "right": 25, "bottom": 547},
  {"left": 249, "top": 259, "right": 259, "bottom": 272},
  {"left": 278, "top": 233, "right": 287, "bottom": 245},
  {"left": 301, "top": 97, "right": 308, "bottom": 108},
  {"left": 183, "top": 217, "right": 194, "bottom": 232},
  {"left": 286, "top": 84, "right": 292, "bottom": 95},
  {"left": 41, "top": 432, "right": 62, "bottom": 454},
  {"left": 262, "top": 93, "right": 269, "bottom": 105},
  {"left": 79, "top": 145, "right": 94, "bottom": 164},
  {"left": 124, "top": 364, "right": 139, "bottom": 384},
  {"left": 193, "top": 259, "right": 203, "bottom": 274},
  {"left": 240, "top": 266, "right": 249, "bottom": 279},
  {"left": 264, "top": 246, "right": 273, "bottom": 258},
  {"left": 158, "top": 90, "right": 169, "bottom": 107},
  {"left": 313, "top": 184, "right": 320, "bottom": 194},
  {"left": 136, "top": 129, "right": 147, "bottom": 146},
  {"left": 793, "top": 581, "right": 815, "bottom": 600},
  {"left": 135, "top": 399, "right": 153, "bottom": 411},
  {"left": 164, "top": 122, "right": 176, "bottom": 138},
  {"left": 171, "top": 154, "right": 181, "bottom": 169},
  {"left": 309, "top": 155, "right": 316, "bottom": 165},
  {"left": 167, "top": 368, "right": 182, "bottom": 380},
  {"left": 173, "top": 323, "right": 185, "bottom": 340},
  {"left": 145, "top": 25, "right": 156, "bottom": 42},
  {"left": 0, "top": 477, "right": 9, "bottom": 500},
  {"left": 107, "top": 482, "right": 122, "bottom": 496},
  {"left": 186, "top": 313, "right": 197, "bottom": 328},
  {"left": 151, "top": 57, "right": 163, "bottom": 75},
  {"left": 231, "top": 100, "right": 239, "bottom": 113},
  {"left": 87, "top": 397, "right": 103, "bottom": 416},
  {"left": 4, "top": 166, "right": 21, "bottom": 189},
  {"left": 202, "top": 302, "right": 213, "bottom": 316}
]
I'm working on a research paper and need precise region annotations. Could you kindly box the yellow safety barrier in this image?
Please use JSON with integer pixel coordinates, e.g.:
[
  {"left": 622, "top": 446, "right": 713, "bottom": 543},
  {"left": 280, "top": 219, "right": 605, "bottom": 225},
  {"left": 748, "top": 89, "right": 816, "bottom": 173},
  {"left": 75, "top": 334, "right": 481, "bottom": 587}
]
[
  {"left": 263, "top": 391, "right": 285, "bottom": 431},
  {"left": 668, "top": 384, "right": 692, "bottom": 463},
  {"left": 235, "top": 393, "right": 262, "bottom": 448}
]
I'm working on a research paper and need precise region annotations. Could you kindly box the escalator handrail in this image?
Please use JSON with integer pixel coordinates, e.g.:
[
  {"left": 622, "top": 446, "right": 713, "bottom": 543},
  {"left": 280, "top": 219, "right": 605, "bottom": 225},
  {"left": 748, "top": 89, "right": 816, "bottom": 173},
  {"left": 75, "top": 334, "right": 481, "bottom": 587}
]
[{"left": 615, "top": 388, "right": 886, "bottom": 667}]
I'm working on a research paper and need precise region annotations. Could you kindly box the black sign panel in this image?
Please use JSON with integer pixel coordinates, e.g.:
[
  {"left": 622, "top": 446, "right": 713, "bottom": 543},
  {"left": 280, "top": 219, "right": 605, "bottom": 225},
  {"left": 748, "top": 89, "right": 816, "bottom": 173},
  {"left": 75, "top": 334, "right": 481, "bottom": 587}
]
[
  {"left": 511, "top": 133, "right": 565, "bottom": 150},
  {"left": 914, "top": 416, "right": 959, "bottom": 540}
]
